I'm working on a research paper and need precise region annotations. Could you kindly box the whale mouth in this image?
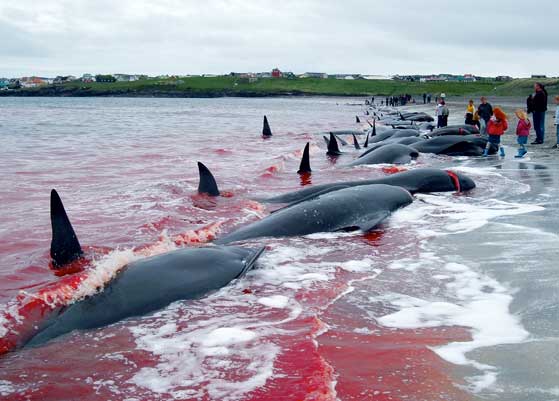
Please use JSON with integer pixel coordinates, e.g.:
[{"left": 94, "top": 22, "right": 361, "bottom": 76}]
[{"left": 445, "top": 170, "right": 461, "bottom": 192}]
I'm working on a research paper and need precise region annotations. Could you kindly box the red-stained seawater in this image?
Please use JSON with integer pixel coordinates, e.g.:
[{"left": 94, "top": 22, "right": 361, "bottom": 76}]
[{"left": 0, "top": 97, "right": 542, "bottom": 401}]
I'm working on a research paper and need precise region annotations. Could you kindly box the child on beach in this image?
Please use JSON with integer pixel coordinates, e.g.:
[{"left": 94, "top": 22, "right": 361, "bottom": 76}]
[
  {"left": 484, "top": 107, "right": 508, "bottom": 157},
  {"left": 514, "top": 109, "right": 531, "bottom": 158},
  {"left": 465, "top": 99, "right": 475, "bottom": 125},
  {"left": 553, "top": 96, "right": 559, "bottom": 149}
]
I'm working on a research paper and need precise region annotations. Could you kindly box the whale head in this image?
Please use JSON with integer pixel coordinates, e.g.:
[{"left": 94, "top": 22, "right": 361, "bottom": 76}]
[{"left": 446, "top": 170, "right": 476, "bottom": 192}]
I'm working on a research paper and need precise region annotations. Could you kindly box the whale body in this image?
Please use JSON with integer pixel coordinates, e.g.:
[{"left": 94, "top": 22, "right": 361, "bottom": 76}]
[
  {"left": 215, "top": 184, "right": 413, "bottom": 244},
  {"left": 261, "top": 168, "right": 475, "bottom": 205},
  {"left": 26, "top": 245, "right": 265, "bottom": 347}
]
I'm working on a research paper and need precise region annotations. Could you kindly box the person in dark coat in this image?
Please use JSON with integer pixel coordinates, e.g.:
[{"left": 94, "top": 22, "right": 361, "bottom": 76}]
[
  {"left": 477, "top": 97, "right": 493, "bottom": 137},
  {"left": 530, "top": 82, "right": 548, "bottom": 144}
]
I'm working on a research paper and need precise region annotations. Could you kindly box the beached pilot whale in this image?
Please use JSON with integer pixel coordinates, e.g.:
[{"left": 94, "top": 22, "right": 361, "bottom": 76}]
[
  {"left": 26, "top": 245, "right": 265, "bottom": 347},
  {"left": 346, "top": 144, "right": 419, "bottom": 167},
  {"left": 410, "top": 135, "right": 498, "bottom": 156},
  {"left": 29, "top": 191, "right": 267, "bottom": 347},
  {"left": 215, "top": 184, "right": 413, "bottom": 244},
  {"left": 261, "top": 168, "right": 475, "bottom": 205}
]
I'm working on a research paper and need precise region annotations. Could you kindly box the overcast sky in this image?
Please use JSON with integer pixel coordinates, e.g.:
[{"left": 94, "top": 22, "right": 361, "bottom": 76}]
[{"left": 1, "top": 0, "right": 557, "bottom": 78}]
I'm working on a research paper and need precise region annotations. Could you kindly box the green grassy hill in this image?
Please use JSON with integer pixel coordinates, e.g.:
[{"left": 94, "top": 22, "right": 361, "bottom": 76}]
[
  {"left": 59, "top": 76, "right": 505, "bottom": 96},
  {"left": 8, "top": 76, "right": 559, "bottom": 97},
  {"left": 493, "top": 78, "right": 559, "bottom": 96}
]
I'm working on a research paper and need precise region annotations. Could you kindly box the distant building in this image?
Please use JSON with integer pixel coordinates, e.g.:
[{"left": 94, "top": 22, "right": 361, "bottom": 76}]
[
  {"left": 271, "top": 68, "right": 282, "bottom": 78},
  {"left": 299, "top": 72, "right": 328, "bottom": 79},
  {"left": 362, "top": 75, "right": 392, "bottom": 80},
  {"left": 81, "top": 73, "right": 95, "bottom": 83},
  {"left": 495, "top": 75, "right": 513, "bottom": 82},
  {"left": 114, "top": 74, "right": 139, "bottom": 82},
  {"left": 20, "top": 76, "right": 48, "bottom": 88},
  {"left": 95, "top": 74, "right": 116, "bottom": 83},
  {"left": 531, "top": 75, "right": 546, "bottom": 79}
]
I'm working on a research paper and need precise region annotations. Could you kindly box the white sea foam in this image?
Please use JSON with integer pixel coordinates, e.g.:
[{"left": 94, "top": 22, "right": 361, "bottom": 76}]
[
  {"left": 258, "top": 295, "right": 290, "bottom": 309},
  {"left": 0, "top": 380, "right": 17, "bottom": 396},
  {"left": 393, "top": 193, "right": 544, "bottom": 235},
  {"left": 376, "top": 253, "right": 529, "bottom": 392}
]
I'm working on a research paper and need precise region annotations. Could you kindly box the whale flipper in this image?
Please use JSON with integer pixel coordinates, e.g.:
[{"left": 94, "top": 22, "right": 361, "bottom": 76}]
[
  {"left": 327, "top": 133, "right": 342, "bottom": 156},
  {"left": 352, "top": 134, "right": 361, "bottom": 150},
  {"left": 297, "top": 143, "right": 312, "bottom": 174},
  {"left": 50, "top": 190, "right": 83, "bottom": 267},
  {"left": 197, "top": 162, "right": 220, "bottom": 196},
  {"left": 358, "top": 211, "right": 391, "bottom": 232},
  {"left": 237, "top": 246, "right": 266, "bottom": 278},
  {"left": 262, "top": 116, "right": 272, "bottom": 137}
]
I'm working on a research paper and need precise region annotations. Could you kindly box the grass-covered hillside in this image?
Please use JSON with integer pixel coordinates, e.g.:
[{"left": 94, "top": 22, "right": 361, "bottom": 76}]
[{"left": 5, "top": 76, "right": 558, "bottom": 97}]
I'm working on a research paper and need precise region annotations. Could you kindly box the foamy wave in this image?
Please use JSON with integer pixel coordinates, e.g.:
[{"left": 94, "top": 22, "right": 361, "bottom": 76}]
[
  {"left": 393, "top": 194, "right": 543, "bottom": 235},
  {"left": 376, "top": 254, "right": 529, "bottom": 392}
]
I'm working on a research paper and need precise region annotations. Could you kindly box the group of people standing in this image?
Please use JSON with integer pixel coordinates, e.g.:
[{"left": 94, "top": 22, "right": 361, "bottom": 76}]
[{"left": 462, "top": 83, "right": 559, "bottom": 157}]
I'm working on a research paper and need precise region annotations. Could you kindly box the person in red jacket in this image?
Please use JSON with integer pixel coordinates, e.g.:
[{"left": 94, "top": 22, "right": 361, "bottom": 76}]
[
  {"left": 514, "top": 109, "right": 531, "bottom": 158},
  {"left": 483, "top": 107, "right": 508, "bottom": 157}
]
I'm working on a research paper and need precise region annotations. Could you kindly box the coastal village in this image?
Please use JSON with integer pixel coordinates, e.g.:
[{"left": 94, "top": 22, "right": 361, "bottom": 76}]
[{"left": 1, "top": 68, "right": 536, "bottom": 91}]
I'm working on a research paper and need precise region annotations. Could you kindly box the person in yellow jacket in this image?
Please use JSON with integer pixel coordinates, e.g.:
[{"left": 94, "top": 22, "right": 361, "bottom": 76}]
[{"left": 465, "top": 99, "right": 475, "bottom": 125}]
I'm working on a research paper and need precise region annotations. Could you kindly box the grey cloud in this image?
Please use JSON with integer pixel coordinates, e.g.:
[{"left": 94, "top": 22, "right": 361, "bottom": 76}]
[{"left": 0, "top": 0, "right": 557, "bottom": 77}]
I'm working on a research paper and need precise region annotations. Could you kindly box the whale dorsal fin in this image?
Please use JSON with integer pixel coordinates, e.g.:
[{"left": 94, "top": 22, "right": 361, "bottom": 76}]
[
  {"left": 323, "top": 135, "right": 330, "bottom": 146},
  {"left": 297, "top": 143, "right": 312, "bottom": 174},
  {"left": 352, "top": 134, "right": 361, "bottom": 150},
  {"left": 197, "top": 162, "right": 220, "bottom": 196},
  {"left": 336, "top": 134, "right": 349, "bottom": 146},
  {"left": 327, "top": 133, "right": 342, "bottom": 156},
  {"left": 363, "top": 132, "right": 370, "bottom": 148},
  {"left": 262, "top": 116, "right": 272, "bottom": 137},
  {"left": 372, "top": 119, "right": 377, "bottom": 136},
  {"left": 356, "top": 115, "right": 361, "bottom": 123},
  {"left": 50, "top": 189, "right": 83, "bottom": 267}
]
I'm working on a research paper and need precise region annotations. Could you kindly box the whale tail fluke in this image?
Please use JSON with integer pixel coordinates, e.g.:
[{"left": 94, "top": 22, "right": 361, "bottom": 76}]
[
  {"left": 50, "top": 189, "right": 83, "bottom": 268},
  {"left": 297, "top": 143, "right": 312, "bottom": 174},
  {"left": 356, "top": 116, "right": 361, "bottom": 123},
  {"left": 262, "top": 116, "right": 272, "bottom": 137},
  {"left": 352, "top": 134, "right": 361, "bottom": 150},
  {"left": 197, "top": 162, "right": 220, "bottom": 196},
  {"left": 327, "top": 133, "right": 342, "bottom": 156}
]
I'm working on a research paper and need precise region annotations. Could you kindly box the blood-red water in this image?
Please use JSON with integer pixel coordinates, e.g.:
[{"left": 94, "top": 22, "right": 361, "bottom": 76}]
[{"left": 0, "top": 97, "right": 472, "bottom": 400}]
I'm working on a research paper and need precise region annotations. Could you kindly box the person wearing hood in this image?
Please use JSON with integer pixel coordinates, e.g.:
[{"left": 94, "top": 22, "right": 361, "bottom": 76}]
[
  {"left": 531, "top": 82, "right": 548, "bottom": 144},
  {"left": 484, "top": 107, "right": 508, "bottom": 157},
  {"left": 514, "top": 109, "right": 531, "bottom": 158}
]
